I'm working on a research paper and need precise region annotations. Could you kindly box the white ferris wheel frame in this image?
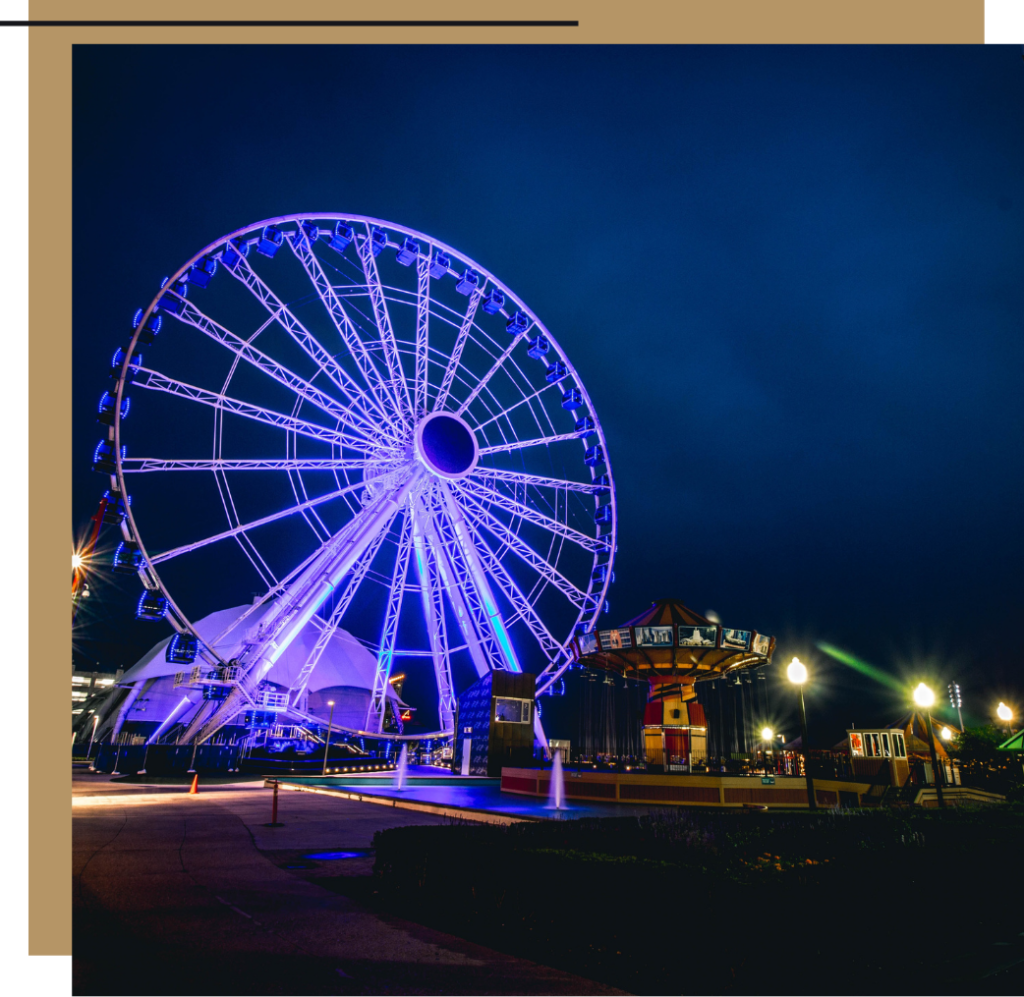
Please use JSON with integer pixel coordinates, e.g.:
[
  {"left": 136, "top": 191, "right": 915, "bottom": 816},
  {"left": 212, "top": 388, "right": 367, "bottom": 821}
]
[{"left": 106, "top": 213, "right": 617, "bottom": 744}]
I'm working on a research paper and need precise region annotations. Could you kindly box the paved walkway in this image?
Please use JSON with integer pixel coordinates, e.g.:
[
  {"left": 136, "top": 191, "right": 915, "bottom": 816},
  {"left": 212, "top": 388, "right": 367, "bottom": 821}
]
[{"left": 73, "top": 772, "right": 626, "bottom": 996}]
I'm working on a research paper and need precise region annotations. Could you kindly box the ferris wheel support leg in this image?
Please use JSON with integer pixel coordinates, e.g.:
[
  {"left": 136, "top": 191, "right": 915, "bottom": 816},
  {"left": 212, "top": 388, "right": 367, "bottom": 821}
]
[
  {"left": 412, "top": 508, "right": 456, "bottom": 733},
  {"left": 193, "top": 478, "right": 417, "bottom": 745},
  {"left": 365, "top": 513, "right": 414, "bottom": 733},
  {"left": 438, "top": 484, "right": 522, "bottom": 674}
]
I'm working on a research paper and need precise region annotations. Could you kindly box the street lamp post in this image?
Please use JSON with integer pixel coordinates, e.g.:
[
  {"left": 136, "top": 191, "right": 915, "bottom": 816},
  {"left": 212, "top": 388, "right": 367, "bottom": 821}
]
[
  {"left": 787, "top": 657, "right": 816, "bottom": 811},
  {"left": 321, "top": 700, "right": 336, "bottom": 776},
  {"left": 997, "top": 702, "right": 1014, "bottom": 738},
  {"left": 913, "top": 683, "right": 945, "bottom": 809}
]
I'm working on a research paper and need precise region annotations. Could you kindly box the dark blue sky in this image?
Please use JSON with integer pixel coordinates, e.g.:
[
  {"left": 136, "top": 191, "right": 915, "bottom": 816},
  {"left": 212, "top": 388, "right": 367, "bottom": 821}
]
[{"left": 73, "top": 45, "right": 1024, "bottom": 742}]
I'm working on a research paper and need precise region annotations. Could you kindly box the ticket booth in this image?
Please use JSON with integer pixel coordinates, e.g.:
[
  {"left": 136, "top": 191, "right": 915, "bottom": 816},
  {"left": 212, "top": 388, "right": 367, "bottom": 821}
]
[{"left": 848, "top": 728, "right": 910, "bottom": 786}]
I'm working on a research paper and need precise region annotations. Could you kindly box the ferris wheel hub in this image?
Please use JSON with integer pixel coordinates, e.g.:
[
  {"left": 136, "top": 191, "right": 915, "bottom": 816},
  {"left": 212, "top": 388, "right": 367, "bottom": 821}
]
[{"left": 413, "top": 411, "right": 479, "bottom": 480}]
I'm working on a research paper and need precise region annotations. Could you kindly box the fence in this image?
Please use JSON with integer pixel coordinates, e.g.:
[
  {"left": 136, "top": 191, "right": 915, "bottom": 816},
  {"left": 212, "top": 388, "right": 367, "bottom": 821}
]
[{"left": 91, "top": 742, "right": 243, "bottom": 775}]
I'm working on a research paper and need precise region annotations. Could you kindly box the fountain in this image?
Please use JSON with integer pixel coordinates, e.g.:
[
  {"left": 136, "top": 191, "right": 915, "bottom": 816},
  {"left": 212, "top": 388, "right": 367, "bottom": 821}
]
[
  {"left": 547, "top": 749, "right": 566, "bottom": 810},
  {"left": 393, "top": 744, "right": 409, "bottom": 791}
]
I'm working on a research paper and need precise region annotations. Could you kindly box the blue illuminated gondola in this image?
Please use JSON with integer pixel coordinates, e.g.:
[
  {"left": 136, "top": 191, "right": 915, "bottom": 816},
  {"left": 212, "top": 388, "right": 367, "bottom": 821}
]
[
  {"left": 329, "top": 221, "right": 354, "bottom": 253},
  {"left": 428, "top": 250, "right": 450, "bottom": 279},
  {"left": 97, "top": 392, "right": 130, "bottom": 426},
  {"left": 221, "top": 237, "right": 250, "bottom": 269},
  {"left": 112, "top": 541, "right": 142, "bottom": 574},
  {"left": 131, "top": 309, "right": 162, "bottom": 345},
  {"left": 92, "top": 440, "right": 125, "bottom": 475},
  {"left": 584, "top": 444, "right": 604, "bottom": 467},
  {"left": 481, "top": 289, "right": 505, "bottom": 315},
  {"left": 396, "top": 238, "right": 420, "bottom": 266},
  {"left": 165, "top": 632, "right": 200, "bottom": 665},
  {"left": 186, "top": 255, "right": 218, "bottom": 288},
  {"left": 594, "top": 506, "right": 613, "bottom": 525},
  {"left": 593, "top": 473, "right": 611, "bottom": 495},
  {"left": 527, "top": 335, "right": 550, "bottom": 359},
  {"left": 156, "top": 276, "right": 188, "bottom": 315},
  {"left": 297, "top": 221, "right": 319, "bottom": 248},
  {"left": 370, "top": 228, "right": 387, "bottom": 257},
  {"left": 455, "top": 269, "right": 479, "bottom": 295},
  {"left": 109, "top": 348, "right": 142, "bottom": 385},
  {"left": 136, "top": 591, "right": 168, "bottom": 621},
  {"left": 257, "top": 225, "right": 284, "bottom": 258},
  {"left": 100, "top": 488, "right": 129, "bottom": 524},
  {"left": 561, "top": 388, "right": 582, "bottom": 410},
  {"left": 545, "top": 361, "right": 568, "bottom": 383},
  {"left": 592, "top": 564, "right": 615, "bottom": 584},
  {"left": 506, "top": 311, "right": 530, "bottom": 336},
  {"left": 574, "top": 415, "right": 595, "bottom": 434}
]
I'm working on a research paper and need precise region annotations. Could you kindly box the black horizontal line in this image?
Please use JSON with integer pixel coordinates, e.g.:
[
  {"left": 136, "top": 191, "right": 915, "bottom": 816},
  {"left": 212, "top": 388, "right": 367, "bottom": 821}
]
[{"left": 0, "top": 20, "right": 578, "bottom": 28}]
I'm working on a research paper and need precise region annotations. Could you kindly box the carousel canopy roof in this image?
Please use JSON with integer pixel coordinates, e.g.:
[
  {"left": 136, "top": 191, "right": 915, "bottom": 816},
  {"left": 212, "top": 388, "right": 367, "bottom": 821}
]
[{"left": 572, "top": 598, "right": 775, "bottom": 683}]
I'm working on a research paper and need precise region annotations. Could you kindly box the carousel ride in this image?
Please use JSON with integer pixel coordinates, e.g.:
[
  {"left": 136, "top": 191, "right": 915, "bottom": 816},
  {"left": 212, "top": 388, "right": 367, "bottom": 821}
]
[
  {"left": 572, "top": 599, "right": 775, "bottom": 770},
  {"left": 79, "top": 214, "right": 617, "bottom": 747}
]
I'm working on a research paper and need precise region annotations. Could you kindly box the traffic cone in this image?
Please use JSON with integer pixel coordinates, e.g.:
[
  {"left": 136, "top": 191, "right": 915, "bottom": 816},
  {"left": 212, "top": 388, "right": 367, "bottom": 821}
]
[{"left": 188, "top": 773, "right": 199, "bottom": 795}]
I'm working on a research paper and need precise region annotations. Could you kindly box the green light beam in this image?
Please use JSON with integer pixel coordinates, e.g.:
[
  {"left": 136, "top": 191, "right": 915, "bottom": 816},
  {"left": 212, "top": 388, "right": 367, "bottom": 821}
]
[{"left": 815, "top": 642, "right": 905, "bottom": 693}]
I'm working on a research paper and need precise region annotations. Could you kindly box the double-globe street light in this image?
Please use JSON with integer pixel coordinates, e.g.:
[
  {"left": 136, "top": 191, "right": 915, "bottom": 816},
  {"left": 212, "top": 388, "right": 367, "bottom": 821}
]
[
  {"left": 787, "top": 657, "right": 816, "bottom": 811},
  {"left": 913, "top": 682, "right": 945, "bottom": 809}
]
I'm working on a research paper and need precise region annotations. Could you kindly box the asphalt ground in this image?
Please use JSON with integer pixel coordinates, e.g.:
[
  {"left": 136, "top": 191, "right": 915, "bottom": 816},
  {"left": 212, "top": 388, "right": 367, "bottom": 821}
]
[{"left": 72, "top": 771, "right": 627, "bottom": 996}]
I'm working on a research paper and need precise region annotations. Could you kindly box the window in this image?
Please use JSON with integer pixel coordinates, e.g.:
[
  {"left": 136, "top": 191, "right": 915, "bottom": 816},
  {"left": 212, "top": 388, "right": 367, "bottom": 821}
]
[
  {"left": 892, "top": 732, "right": 906, "bottom": 758},
  {"left": 493, "top": 697, "right": 532, "bottom": 724},
  {"left": 880, "top": 733, "right": 891, "bottom": 757}
]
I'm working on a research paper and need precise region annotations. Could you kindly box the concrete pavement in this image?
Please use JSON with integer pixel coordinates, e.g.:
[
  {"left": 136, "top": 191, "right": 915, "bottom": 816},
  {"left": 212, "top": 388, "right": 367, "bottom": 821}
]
[{"left": 73, "top": 772, "right": 626, "bottom": 996}]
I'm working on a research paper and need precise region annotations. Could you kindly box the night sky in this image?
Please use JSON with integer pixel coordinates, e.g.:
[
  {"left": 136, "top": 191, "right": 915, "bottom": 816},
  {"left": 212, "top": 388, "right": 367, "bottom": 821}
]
[{"left": 72, "top": 45, "right": 1024, "bottom": 745}]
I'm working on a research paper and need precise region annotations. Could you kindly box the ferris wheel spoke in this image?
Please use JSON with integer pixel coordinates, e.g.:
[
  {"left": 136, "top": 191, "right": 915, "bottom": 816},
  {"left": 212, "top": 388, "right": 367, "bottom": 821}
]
[
  {"left": 433, "top": 288, "right": 482, "bottom": 413},
  {"left": 366, "top": 512, "right": 414, "bottom": 732},
  {"left": 355, "top": 227, "right": 413, "bottom": 420},
  {"left": 414, "top": 256, "right": 431, "bottom": 418},
  {"left": 472, "top": 466, "right": 608, "bottom": 495},
  {"left": 476, "top": 429, "right": 587, "bottom": 457},
  {"left": 167, "top": 293, "right": 385, "bottom": 446},
  {"left": 133, "top": 367, "right": 372, "bottom": 452},
  {"left": 286, "top": 230, "right": 404, "bottom": 424},
  {"left": 411, "top": 508, "right": 455, "bottom": 732},
  {"left": 148, "top": 475, "right": 374, "bottom": 565},
  {"left": 288, "top": 521, "right": 392, "bottom": 707},
  {"left": 223, "top": 251, "right": 396, "bottom": 430},
  {"left": 456, "top": 478, "right": 605, "bottom": 555},
  {"left": 453, "top": 326, "right": 531, "bottom": 417},
  {"left": 456, "top": 492, "right": 589, "bottom": 608},
  {"left": 458, "top": 512, "right": 566, "bottom": 667},
  {"left": 122, "top": 457, "right": 368, "bottom": 474},
  {"left": 470, "top": 380, "right": 560, "bottom": 432}
]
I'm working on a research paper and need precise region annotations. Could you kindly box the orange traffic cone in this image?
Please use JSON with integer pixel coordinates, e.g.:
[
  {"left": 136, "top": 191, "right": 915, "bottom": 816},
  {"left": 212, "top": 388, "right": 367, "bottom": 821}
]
[{"left": 188, "top": 773, "right": 199, "bottom": 795}]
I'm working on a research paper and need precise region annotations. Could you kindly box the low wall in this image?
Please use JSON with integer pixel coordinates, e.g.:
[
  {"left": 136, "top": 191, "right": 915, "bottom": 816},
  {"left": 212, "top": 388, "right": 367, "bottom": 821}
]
[{"left": 501, "top": 767, "right": 874, "bottom": 808}]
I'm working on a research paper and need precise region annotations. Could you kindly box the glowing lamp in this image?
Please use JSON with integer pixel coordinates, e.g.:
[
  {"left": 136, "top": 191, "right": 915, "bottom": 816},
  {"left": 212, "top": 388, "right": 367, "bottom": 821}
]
[
  {"left": 940, "top": 727, "right": 952, "bottom": 741},
  {"left": 787, "top": 657, "right": 807, "bottom": 684},
  {"left": 328, "top": 700, "right": 335, "bottom": 707},
  {"left": 72, "top": 553, "right": 84, "bottom": 570},
  {"left": 913, "top": 683, "right": 935, "bottom": 709},
  {"left": 997, "top": 702, "right": 1013, "bottom": 723},
  {"left": 761, "top": 727, "right": 774, "bottom": 741}
]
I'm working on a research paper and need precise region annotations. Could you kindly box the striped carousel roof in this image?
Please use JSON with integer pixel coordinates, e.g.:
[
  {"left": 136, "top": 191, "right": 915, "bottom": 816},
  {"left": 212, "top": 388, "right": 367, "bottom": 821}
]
[{"left": 572, "top": 598, "right": 775, "bottom": 683}]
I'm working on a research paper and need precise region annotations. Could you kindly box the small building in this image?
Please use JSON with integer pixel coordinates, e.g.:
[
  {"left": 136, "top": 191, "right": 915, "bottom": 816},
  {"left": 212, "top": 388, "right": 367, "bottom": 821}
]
[{"left": 452, "top": 671, "right": 536, "bottom": 776}]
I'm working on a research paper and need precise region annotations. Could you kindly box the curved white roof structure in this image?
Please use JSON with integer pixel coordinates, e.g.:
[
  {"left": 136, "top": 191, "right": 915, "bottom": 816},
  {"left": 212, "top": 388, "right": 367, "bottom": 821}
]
[{"left": 95, "top": 601, "right": 405, "bottom": 740}]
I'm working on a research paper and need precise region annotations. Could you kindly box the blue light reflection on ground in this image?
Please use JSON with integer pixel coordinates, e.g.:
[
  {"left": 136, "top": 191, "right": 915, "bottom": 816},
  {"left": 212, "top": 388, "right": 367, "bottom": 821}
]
[{"left": 303, "top": 851, "right": 370, "bottom": 860}]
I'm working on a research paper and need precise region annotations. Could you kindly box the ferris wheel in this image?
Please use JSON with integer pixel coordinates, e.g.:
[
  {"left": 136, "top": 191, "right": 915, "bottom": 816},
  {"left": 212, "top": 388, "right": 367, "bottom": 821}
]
[{"left": 97, "top": 214, "right": 617, "bottom": 744}]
